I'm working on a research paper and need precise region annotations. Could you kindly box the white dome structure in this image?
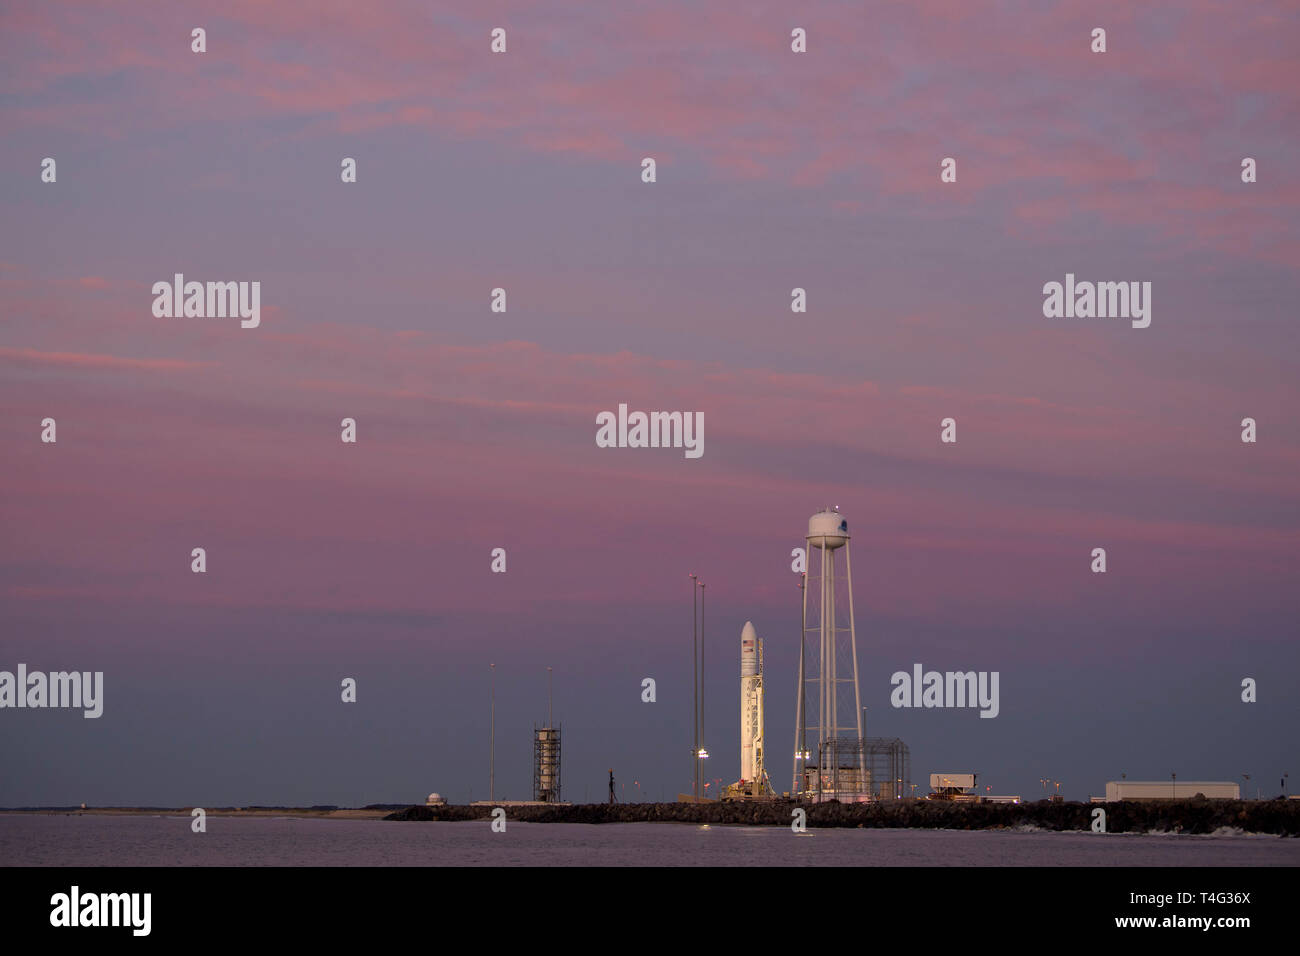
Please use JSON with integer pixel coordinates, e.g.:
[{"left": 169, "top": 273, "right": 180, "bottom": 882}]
[{"left": 425, "top": 793, "right": 446, "bottom": 806}]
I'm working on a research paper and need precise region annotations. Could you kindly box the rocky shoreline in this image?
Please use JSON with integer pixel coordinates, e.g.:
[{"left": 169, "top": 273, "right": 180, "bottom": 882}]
[{"left": 385, "top": 798, "right": 1300, "bottom": 835}]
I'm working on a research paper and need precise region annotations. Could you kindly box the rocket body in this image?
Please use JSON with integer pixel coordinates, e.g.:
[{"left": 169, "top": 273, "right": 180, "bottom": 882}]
[{"left": 740, "top": 621, "right": 765, "bottom": 784}]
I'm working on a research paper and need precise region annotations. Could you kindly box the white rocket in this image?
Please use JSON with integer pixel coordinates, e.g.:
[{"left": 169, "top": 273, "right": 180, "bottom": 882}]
[{"left": 740, "top": 621, "right": 766, "bottom": 787}]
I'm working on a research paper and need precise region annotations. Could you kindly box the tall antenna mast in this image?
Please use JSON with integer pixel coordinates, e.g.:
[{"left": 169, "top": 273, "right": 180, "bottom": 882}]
[
  {"left": 700, "top": 579, "right": 706, "bottom": 798},
  {"left": 793, "top": 574, "right": 806, "bottom": 793},
  {"left": 489, "top": 662, "right": 496, "bottom": 802},
  {"left": 690, "top": 572, "right": 699, "bottom": 801}
]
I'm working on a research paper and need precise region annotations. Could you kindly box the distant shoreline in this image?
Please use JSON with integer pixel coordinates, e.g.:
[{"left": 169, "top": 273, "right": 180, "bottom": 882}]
[
  {"left": 5, "top": 799, "right": 1297, "bottom": 835},
  {"left": 387, "top": 798, "right": 1300, "bottom": 835},
  {"left": 0, "top": 807, "right": 392, "bottom": 820}
]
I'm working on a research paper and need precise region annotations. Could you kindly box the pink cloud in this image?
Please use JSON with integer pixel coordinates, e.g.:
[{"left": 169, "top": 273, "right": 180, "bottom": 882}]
[
  {"left": 4, "top": 0, "right": 1295, "bottom": 268},
  {"left": 0, "top": 347, "right": 217, "bottom": 371}
]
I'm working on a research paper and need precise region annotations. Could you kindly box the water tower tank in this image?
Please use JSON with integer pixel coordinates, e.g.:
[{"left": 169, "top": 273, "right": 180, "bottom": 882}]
[{"left": 807, "top": 508, "right": 849, "bottom": 550}]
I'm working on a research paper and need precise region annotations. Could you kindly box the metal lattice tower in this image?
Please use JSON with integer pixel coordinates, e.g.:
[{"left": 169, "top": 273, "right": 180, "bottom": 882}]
[
  {"left": 533, "top": 725, "right": 561, "bottom": 802},
  {"left": 532, "top": 666, "right": 561, "bottom": 802}
]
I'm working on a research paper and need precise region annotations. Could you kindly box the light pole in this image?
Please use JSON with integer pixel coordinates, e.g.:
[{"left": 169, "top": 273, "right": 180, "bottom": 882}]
[
  {"left": 690, "top": 572, "right": 698, "bottom": 801},
  {"left": 700, "top": 579, "right": 706, "bottom": 800},
  {"left": 792, "top": 574, "right": 807, "bottom": 796},
  {"left": 489, "top": 663, "right": 496, "bottom": 802},
  {"left": 863, "top": 706, "right": 869, "bottom": 796}
]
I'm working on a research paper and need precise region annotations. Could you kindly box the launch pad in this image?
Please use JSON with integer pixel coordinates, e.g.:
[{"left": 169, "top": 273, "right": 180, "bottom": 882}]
[
  {"left": 796, "top": 737, "right": 911, "bottom": 802},
  {"left": 721, "top": 510, "right": 910, "bottom": 804}
]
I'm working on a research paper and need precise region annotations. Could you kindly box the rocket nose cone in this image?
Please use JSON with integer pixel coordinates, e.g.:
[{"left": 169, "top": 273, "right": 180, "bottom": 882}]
[{"left": 741, "top": 621, "right": 757, "bottom": 641}]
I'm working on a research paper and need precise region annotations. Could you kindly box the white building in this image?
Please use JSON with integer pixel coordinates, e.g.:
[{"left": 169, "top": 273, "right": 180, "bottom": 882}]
[{"left": 1104, "top": 781, "right": 1239, "bottom": 802}]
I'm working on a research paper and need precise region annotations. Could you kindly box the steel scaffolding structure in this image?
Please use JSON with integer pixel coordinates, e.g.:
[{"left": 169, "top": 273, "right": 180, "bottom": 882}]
[
  {"left": 533, "top": 724, "right": 561, "bottom": 803},
  {"left": 797, "top": 737, "right": 911, "bottom": 801},
  {"left": 862, "top": 736, "right": 910, "bottom": 800}
]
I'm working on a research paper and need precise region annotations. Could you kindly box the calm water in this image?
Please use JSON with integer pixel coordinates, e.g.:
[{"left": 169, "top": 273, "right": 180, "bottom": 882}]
[{"left": 2, "top": 814, "right": 1296, "bottom": 866}]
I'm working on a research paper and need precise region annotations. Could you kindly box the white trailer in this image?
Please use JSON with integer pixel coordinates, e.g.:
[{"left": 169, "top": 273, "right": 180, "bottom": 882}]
[
  {"left": 930, "top": 772, "right": 976, "bottom": 791},
  {"left": 1104, "top": 781, "right": 1240, "bottom": 801}
]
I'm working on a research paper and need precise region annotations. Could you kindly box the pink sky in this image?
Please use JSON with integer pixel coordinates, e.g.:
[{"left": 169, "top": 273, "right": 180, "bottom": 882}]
[{"left": 1, "top": 0, "right": 1296, "bottom": 806}]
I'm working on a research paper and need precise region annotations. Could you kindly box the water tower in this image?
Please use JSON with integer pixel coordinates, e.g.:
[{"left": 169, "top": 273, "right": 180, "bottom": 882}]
[{"left": 792, "top": 507, "right": 867, "bottom": 801}]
